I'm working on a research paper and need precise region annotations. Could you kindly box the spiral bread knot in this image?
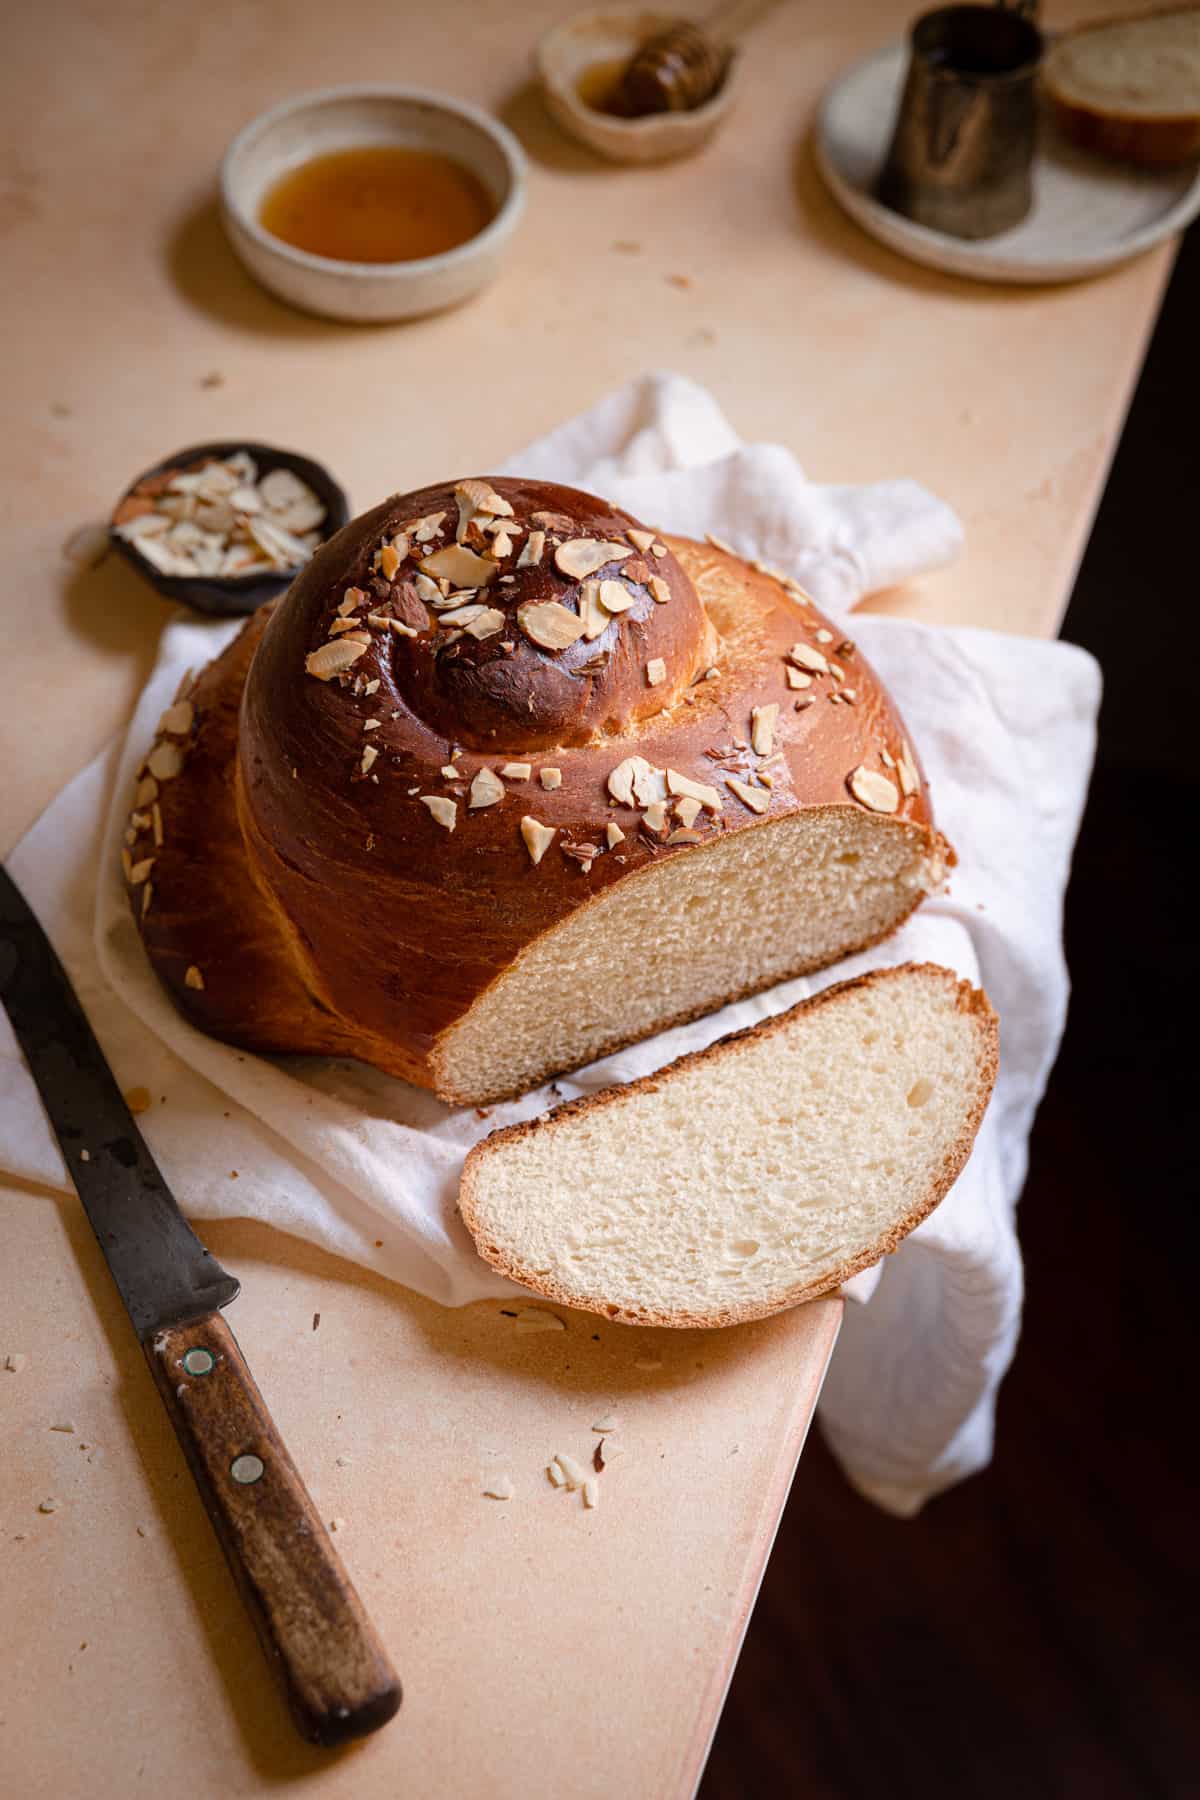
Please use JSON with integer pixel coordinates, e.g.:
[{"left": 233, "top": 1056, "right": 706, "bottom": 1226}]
[{"left": 269, "top": 477, "right": 713, "bottom": 755}]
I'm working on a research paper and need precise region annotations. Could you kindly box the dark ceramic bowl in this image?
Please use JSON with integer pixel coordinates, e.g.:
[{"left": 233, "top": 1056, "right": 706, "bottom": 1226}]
[{"left": 109, "top": 440, "right": 350, "bottom": 617}]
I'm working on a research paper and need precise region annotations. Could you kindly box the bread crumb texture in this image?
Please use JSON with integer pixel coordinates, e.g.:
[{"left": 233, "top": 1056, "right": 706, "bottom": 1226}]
[{"left": 461, "top": 963, "right": 997, "bottom": 1328}]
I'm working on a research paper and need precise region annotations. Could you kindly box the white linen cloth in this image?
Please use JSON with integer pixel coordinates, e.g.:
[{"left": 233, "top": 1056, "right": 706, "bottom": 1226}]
[{"left": 0, "top": 374, "right": 1099, "bottom": 1515}]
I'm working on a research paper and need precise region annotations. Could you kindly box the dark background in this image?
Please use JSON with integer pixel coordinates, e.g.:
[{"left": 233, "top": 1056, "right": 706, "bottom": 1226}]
[{"left": 702, "top": 226, "right": 1199, "bottom": 1799}]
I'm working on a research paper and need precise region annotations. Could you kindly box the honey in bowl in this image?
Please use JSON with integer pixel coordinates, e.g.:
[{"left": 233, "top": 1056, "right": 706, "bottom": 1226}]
[{"left": 259, "top": 146, "right": 495, "bottom": 265}]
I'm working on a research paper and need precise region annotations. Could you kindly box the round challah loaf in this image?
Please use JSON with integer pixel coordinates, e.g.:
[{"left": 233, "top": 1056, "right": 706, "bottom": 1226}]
[{"left": 122, "top": 476, "right": 950, "bottom": 1105}]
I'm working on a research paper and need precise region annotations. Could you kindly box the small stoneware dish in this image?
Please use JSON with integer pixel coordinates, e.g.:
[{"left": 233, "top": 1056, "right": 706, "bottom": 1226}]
[
  {"left": 220, "top": 86, "right": 527, "bottom": 323},
  {"left": 536, "top": 9, "right": 739, "bottom": 163},
  {"left": 109, "top": 441, "right": 349, "bottom": 618}
]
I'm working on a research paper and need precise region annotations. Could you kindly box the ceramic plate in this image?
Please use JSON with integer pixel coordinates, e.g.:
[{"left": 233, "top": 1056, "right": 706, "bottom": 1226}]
[{"left": 815, "top": 41, "right": 1200, "bottom": 284}]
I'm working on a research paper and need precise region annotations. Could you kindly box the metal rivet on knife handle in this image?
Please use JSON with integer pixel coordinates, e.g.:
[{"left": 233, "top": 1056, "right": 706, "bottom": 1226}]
[{"left": 230, "top": 1453, "right": 266, "bottom": 1485}]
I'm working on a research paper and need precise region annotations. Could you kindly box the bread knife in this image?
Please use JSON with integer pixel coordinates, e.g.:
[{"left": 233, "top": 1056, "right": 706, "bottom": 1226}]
[{"left": 0, "top": 865, "right": 401, "bottom": 1747}]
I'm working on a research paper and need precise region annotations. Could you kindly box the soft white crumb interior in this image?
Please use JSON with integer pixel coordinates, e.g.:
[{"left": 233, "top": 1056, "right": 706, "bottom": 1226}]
[
  {"left": 465, "top": 970, "right": 987, "bottom": 1321},
  {"left": 1052, "top": 15, "right": 1200, "bottom": 114},
  {"left": 443, "top": 808, "right": 936, "bottom": 1102}
]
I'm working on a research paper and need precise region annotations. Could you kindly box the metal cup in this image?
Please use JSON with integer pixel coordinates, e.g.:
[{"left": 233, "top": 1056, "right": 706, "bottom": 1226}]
[{"left": 877, "top": 3, "right": 1044, "bottom": 241}]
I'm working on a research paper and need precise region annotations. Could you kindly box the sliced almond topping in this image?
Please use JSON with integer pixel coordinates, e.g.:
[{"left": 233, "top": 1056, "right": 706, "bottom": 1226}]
[
  {"left": 151, "top": 803, "right": 163, "bottom": 847},
  {"left": 489, "top": 528, "right": 514, "bottom": 559},
  {"left": 815, "top": 628, "right": 834, "bottom": 643},
  {"left": 420, "top": 795, "right": 458, "bottom": 831},
  {"left": 897, "top": 741, "right": 920, "bottom": 796},
  {"left": 516, "top": 528, "right": 546, "bottom": 568},
  {"left": 643, "top": 799, "right": 669, "bottom": 833},
  {"left": 438, "top": 603, "right": 487, "bottom": 628},
  {"left": 141, "top": 882, "right": 152, "bottom": 918},
  {"left": 159, "top": 700, "right": 194, "bottom": 736},
  {"left": 391, "top": 533, "right": 411, "bottom": 561},
  {"left": 414, "top": 572, "right": 442, "bottom": 604},
  {"left": 363, "top": 719, "right": 381, "bottom": 732},
  {"left": 579, "top": 580, "right": 609, "bottom": 641},
  {"left": 520, "top": 816, "right": 556, "bottom": 865},
  {"left": 829, "top": 661, "right": 845, "bottom": 683},
  {"left": 598, "top": 579, "right": 635, "bottom": 614},
  {"left": 651, "top": 543, "right": 667, "bottom": 557},
  {"left": 465, "top": 607, "right": 506, "bottom": 640},
  {"left": 456, "top": 478, "right": 513, "bottom": 518},
  {"left": 554, "top": 539, "right": 629, "bottom": 580},
  {"left": 388, "top": 617, "right": 418, "bottom": 638},
  {"left": 421, "top": 544, "right": 497, "bottom": 587},
  {"left": 134, "top": 775, "right": 158, "bottom": 807},
  {"left": 360, "top": 745, "right": 378, "bottom": 776},
  {"left": 379, "top": 544, "right": 401, "bottom": 580},
  {"left": 146, "top": 742, "right": 184, "bottom": 781},
  {"left": 666, "top": 769, "right": 723, "bottom": 813},
  {"left": 306, "top": 639, "right": 368, "bottom": 680},
  {"left": 750, "top": 703, "right": 779, "bottom": 757},
  {"left": 667, "top": 827, "right": 703, "bottom": 844},
  {"left": 606, "top": 821, "right": 625, "bottom": 848},
  {"left": 675, "top": 795, "right": 702, "bottom": 829},
  {"left": 786, "top": 667, "right": 812, "bottom": 689},
  {"left": 539, "top": 768, "right": 562, "bottom": 790},
  {"left": 519, "top": 601, "right": 587, "bottom": 650},
  {"left": 706, "top": 532, "right": 736, "bottom": 555},
  {"left": 366, "top": 613, "right": 392, "bottom": 629},
  {"left": 327, "top": 618, "right": 361, "bottom": 635},
  {"left": 336, "top": 590, "right": 359, "bottom": 617},
  {"left": 627, "top": 528, "right": 656, "bottom": 552},
  {"left": 789, "top": 642, "right": 829, "bottom": 675},
  {"left": 726, "top": 775, "right": 770, "bottom": 814},
  {"left": 441, "top": 765, "right": 458, "bottom": 779},
  {"left": 184, "top": 965, "right": 205, "bottom": 991},
  {"left": 409, "top": 511, "right": 446, "bottom": 543},
  {"left": 880, "top": 747, "right": 896, "bottom": 768},
  {"left": 129, "top": 856, "right": 154, "bottom": 886},
  {"left": 646, "top": 658, "right": 667, "bottom": 687},
  {"left": 848, "top": 766, "right": 900, "bottom": 813},
  {"left": 607, "top": 755, "right": 666, "bottom": 807},
  {"left": 469, "top": 767, "right": 505, "bottom": 809},
  {"left": 120, "top": 847, "right": 132, "bottom": 880},
  {"left": 500, "top": 762, "right": 532, "bottom": 780},
  {"left": 648, "top": 575, "right": 670, "bottom": 604}
]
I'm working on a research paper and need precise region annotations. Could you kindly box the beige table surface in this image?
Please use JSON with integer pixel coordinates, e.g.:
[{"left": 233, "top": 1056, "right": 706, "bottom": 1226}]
[{"left": 1, "top": 0, "right": 1173, "bottom": 1794}]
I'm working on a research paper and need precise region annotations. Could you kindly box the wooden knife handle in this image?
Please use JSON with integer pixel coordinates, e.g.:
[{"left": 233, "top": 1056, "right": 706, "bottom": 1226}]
[{"left": 144, "top": 1312, "right": 401, "bottom": 1746}]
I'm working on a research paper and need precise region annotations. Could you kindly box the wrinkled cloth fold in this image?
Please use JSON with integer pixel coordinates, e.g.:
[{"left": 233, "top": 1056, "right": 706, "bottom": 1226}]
[{"left": 0, "top": 373, "right": 1098, "bottom": 1514}]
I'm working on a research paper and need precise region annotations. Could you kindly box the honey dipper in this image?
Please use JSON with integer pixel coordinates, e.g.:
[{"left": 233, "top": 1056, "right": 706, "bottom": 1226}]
[{"left": 608, "top": 0, "right": 776, "bottom": 116}]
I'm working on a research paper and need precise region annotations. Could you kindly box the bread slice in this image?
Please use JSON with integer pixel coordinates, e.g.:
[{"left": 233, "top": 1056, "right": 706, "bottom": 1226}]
[
  {"left": 1044, "top": 8, "right": 1200, "bottom": 166},
  {"left": 460, "top": 963, "right": 998, "bottom": 1328}
]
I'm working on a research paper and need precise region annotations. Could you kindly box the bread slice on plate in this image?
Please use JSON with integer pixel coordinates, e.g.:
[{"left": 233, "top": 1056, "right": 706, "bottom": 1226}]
[
  {"left": 1044, "top": 8, "right": 1200, "bottom": 166},
  {"left": 460, "top": 962, "right": 998, "bottom": 1329}
]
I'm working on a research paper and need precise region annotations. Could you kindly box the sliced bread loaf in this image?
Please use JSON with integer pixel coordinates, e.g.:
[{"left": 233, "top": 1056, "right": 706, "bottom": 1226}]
[
  {"left": 1044, "top": 8, "right": 1200, "bottom": 165},
  {"left": 460, "top": 962, "right": 998, "bottom": 1328}
]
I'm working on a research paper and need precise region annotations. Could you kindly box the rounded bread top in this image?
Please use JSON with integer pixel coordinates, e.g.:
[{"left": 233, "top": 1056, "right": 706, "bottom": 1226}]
[{"left": 246, "top": 476, "right": 709, "bottom": 755}]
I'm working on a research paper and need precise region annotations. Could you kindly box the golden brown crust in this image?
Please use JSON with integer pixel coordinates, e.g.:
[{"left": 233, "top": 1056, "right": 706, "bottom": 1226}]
[
  {"left": 458, "top": 964, "right": 1000, "bottom": 1329},
  {"left": 122, "top": 478, "right": 947, "bottom": 1101},
  {"left": 1044, "top": 9, "right": 1200, "bottom": 166}
]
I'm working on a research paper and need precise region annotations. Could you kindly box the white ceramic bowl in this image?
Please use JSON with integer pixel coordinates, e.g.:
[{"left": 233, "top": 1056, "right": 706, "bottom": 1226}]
[
  {"left": 220, "top": 86, "right": 527, "bottom": 323},
  {"left": 536, "top": 9, "right": 738, "bottom": 165}
]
